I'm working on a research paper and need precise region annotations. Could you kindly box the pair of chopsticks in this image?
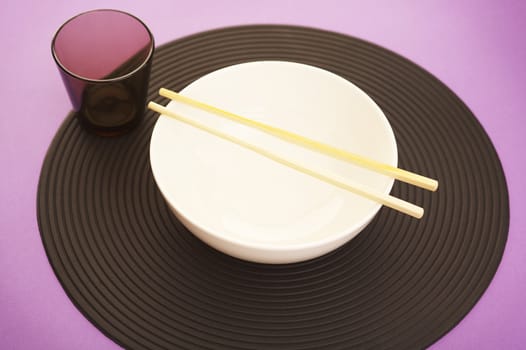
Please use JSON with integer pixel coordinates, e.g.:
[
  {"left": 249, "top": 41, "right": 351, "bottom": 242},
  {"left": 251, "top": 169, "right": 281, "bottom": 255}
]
[{"left": 148, "top": 88, "right": 438, "bottom": 219}]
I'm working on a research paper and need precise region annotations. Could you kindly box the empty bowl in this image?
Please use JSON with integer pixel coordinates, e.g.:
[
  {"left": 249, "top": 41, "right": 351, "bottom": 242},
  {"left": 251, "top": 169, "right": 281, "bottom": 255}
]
[{"left": 150, "top": 61, "right": 397, "bottom": 264}]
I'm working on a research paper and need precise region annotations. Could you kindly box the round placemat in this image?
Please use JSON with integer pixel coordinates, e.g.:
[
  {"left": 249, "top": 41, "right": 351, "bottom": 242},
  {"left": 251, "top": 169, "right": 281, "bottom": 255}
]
[{"left": 38, "top": 25, "right": 509, "bottom": 349}]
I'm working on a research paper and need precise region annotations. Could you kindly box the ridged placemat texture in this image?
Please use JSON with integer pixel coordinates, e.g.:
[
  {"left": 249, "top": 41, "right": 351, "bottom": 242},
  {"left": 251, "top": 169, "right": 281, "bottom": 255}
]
[{"left": 37, "top": 25, "right": 509, "bottom": 349}]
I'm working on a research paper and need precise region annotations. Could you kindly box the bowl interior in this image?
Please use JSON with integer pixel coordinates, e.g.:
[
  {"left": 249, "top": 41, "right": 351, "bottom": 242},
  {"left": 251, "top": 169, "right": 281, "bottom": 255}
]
[{"left": 150, "top": 61, "right": 397, "bottom": 251}]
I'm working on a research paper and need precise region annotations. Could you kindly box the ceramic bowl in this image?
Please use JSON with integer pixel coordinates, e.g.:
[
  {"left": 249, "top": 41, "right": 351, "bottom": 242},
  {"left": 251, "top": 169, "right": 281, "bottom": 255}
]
[{"left": 150, "top": 61, "right": 397, "bottom": 264}]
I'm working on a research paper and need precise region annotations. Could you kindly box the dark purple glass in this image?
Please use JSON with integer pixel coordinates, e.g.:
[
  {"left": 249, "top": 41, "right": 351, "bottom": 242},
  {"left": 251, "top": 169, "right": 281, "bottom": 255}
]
[{"left": 52, "top": 9, "right": 154, "bottom": 136}]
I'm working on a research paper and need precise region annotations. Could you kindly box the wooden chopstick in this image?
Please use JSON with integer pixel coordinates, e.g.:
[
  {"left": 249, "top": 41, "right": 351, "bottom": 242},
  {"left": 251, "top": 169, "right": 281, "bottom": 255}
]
[
  {"left": 148, "top": 101, "right": 424, "bottom": 218},
  {"left": 159, "top": 88, "right": 438, "bottom": 192}
]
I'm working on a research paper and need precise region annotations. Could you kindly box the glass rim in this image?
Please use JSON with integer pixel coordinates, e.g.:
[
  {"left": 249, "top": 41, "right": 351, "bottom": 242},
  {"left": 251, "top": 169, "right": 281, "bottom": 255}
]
[{"left": 51, "top": 9, "right": 155, "bottom": 84}]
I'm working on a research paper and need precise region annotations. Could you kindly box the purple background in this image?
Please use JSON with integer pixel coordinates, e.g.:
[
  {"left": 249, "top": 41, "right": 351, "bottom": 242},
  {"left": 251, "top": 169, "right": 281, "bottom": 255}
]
[{"left": 1, "top": 0, "right": 525, "bottom": 349}]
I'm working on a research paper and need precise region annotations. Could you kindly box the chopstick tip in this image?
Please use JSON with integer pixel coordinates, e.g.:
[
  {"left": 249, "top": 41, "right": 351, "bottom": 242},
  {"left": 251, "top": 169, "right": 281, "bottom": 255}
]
[{"left": 159, "top": 87, "right": 171, "bottom": 97}]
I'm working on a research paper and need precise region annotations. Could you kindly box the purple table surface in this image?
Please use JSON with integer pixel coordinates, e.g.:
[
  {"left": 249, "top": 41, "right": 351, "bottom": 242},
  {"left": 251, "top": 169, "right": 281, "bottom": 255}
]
[{"left": 1, "top": 0, "right": 525, "bottom": 349}]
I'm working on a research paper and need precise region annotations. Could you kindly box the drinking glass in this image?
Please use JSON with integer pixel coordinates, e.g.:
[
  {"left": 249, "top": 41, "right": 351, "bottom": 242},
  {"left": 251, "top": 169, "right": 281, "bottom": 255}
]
[{"left": 52, "top": 9, "right": 154, "bottom": 136}]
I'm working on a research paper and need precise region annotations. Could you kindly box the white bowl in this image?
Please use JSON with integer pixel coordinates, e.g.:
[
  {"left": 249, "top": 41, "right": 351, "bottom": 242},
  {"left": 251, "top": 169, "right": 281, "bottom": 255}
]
[{"left": 150, "top": 61, "right": 397, "bottom": 264}]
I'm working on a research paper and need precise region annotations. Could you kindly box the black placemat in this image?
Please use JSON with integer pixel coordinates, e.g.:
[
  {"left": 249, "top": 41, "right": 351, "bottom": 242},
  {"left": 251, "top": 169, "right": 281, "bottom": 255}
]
[{"left": 37, "top": 25, "right": 509, "bottom": 350}]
